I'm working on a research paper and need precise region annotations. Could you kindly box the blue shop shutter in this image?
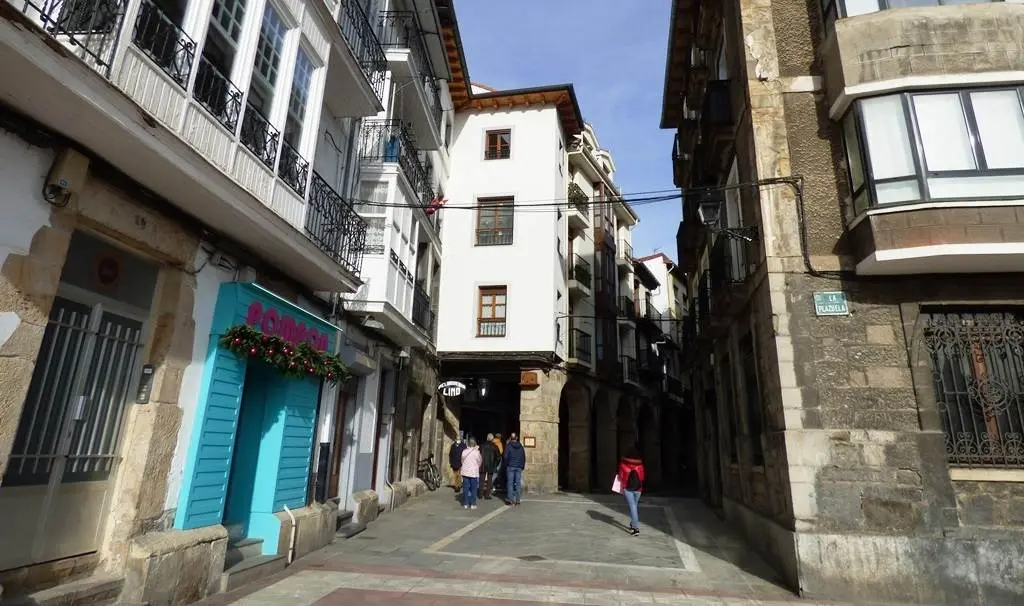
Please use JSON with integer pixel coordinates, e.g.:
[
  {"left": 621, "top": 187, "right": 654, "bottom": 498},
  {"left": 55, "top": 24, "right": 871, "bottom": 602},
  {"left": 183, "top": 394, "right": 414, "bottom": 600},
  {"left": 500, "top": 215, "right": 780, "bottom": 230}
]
[
  {"left": 273, "top": 376, "right": 320, "bottom": 511},
  {"left": 178, "top": 343, "right": 246, "bottom": 529}
]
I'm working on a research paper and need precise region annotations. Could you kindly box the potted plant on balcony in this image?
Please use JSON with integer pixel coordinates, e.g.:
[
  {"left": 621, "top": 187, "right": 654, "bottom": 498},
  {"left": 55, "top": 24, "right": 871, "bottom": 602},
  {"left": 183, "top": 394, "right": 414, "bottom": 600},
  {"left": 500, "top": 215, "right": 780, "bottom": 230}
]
[{"left": 568, "top": 182, "right": 588, "bottom": 209}]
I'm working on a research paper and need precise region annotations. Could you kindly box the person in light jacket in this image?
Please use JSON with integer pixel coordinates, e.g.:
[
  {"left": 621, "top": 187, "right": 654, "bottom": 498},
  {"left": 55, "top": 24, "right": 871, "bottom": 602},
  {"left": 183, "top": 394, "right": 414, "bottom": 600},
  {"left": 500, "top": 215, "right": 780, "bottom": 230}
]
[
  {"left": 460, "top": 437, "right": 483, "bottom": 510},
  {"left": 503, "top": 434, "right": 526, "bottom": 506},
  {"left": 618, "top": 446, "right": 646, "bottom": 536}
]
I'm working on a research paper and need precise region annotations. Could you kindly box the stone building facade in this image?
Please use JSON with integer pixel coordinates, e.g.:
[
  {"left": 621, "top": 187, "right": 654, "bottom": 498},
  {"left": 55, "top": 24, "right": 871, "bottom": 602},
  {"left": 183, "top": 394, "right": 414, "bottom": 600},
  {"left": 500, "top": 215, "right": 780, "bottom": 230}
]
[{"left": 664, "top": 1, "right": 1024, "bottom": 603}]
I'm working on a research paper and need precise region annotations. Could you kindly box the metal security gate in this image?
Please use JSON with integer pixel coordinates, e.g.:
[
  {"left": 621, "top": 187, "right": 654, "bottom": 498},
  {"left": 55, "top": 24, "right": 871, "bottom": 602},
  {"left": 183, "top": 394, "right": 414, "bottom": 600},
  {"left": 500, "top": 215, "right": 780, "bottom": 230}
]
[
  {"left": 0, "top": 296, "right": 145, "bottom": 570},
  {"left": 923, "top": 310, "right": 1024, "bottom": 468}
]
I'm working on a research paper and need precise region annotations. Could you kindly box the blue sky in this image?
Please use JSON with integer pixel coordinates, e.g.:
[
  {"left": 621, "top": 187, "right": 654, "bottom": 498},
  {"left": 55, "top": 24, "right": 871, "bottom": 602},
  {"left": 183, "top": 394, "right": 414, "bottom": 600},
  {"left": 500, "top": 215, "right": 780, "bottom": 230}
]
[{"left": 454, "top": 0, "right": 680, "bottom": 260}]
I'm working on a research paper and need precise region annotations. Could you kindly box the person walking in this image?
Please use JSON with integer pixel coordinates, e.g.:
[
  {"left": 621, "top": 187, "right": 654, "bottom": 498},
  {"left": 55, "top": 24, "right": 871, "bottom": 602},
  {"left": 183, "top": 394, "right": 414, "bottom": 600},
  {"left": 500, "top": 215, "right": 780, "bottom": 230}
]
[
  {"left": 618, "top": 447, "right": 646, "bottom": 536},
  {"left": 460, "top": 437, "right": 483, "bottom": 510},
  {"left": 448, "top": 437, "right": 466, "bottom": 493},
  {"left": 480, "top": 433, "right": 500, "bottom": 499},
  {"left": 503, "top": 433, "right": 526, "bottom": 506}
]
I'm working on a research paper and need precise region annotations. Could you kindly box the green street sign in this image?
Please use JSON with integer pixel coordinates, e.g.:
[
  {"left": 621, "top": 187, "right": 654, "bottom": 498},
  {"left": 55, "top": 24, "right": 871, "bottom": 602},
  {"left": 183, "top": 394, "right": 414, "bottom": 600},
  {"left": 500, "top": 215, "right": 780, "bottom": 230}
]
[{"left": 813, "top": 291, "right": 849, "bottom": 317}]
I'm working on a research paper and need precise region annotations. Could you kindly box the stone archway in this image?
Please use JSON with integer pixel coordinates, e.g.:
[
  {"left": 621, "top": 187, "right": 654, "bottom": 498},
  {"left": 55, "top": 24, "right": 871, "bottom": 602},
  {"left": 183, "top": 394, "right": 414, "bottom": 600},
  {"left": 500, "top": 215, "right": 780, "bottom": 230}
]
[{"left": 558, "top": 379, "right": 590, "bottom": 492}]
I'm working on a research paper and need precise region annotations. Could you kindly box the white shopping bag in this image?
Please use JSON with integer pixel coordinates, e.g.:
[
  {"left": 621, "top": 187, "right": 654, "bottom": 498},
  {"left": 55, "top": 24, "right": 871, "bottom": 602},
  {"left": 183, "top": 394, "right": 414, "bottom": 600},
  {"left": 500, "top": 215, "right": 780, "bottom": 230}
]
[{"left": 611, "top": 474, "right": 622, "bottom": 494}]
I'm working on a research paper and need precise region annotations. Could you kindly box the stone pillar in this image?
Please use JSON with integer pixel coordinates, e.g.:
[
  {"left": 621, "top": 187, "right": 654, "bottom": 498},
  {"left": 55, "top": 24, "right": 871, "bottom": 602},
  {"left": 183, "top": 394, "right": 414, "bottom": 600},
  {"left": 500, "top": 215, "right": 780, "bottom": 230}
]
[
  {"left": 593, "top": 393, "right": 618, "bottom": 490},
  {"left": 640, "top": 405, "right": 663, "bottom": 492},
  {"left": 566, "top": 385, "right": 590, "bottom": 492},
  {"left": 519, "top": 368, "right": 566, "bottom": 494},
  {"left": 0, "top": 223, "right": 71, "bottom": 478}
]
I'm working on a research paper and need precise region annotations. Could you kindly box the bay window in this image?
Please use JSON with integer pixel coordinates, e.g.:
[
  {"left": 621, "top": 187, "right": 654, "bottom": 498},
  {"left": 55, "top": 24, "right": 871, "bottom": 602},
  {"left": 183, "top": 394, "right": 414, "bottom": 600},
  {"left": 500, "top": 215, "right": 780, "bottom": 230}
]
[{"left": 842, "top": 86, "right": 1024, "bottom": 215}]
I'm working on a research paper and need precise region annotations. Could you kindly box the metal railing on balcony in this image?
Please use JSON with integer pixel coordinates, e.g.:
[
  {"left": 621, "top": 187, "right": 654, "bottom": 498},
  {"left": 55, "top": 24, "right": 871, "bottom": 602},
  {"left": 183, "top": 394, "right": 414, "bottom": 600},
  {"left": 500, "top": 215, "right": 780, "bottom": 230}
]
[
  {"left": 338, "top": 0, "right": 386, "bottom": 102},
  {"left": 621, "top": 355, "right": 639, "bottom": 384},
  {"left": 710, "top": 237, "right": 748, "bottom": 291},
  {"left": 131, "top": 0, "right": 195, "bottom": 88},
  {"left": 17, "top": 0, "right": 127, "bottom": 76},
  {"left": 638, "top": 347, "right": 662, "bottom": 375},
  {"left": 567, "top": 182, "right": 589, "bottom": 215},
  {"left": 569, "top": 254, "right": 592, "bottom": 286},
  {"left": 477, "top": 318, "right": 506, "bottom": 338},
  {"left": 278, "top": 140, "right": 309, "bottom": 197},
  {"left": 359, "top": 119, "right": 433, "bottom": 205},
  {"left": 644, "top": 301, "right": 663, "bottom": 323},
  {"left": 192, "top": 56, "right": 243, "bottom": 133},
  {"left": 412, "top": 282, "right": 434, "bottom": 334},
  {"left": 619, "top": 296, "right": 635, "bottom": 320},
  {"left": 377, "top": 11, "right": 442, "bottom": 131},
  {"left": 569, "top": 324, "right": 592, "bottom": 365},
  {"left": 240, "top": 104, "right": 280, "bottom": 168},
  {"left": 306, "top": 172, "right": 367, "bottom": 275}
]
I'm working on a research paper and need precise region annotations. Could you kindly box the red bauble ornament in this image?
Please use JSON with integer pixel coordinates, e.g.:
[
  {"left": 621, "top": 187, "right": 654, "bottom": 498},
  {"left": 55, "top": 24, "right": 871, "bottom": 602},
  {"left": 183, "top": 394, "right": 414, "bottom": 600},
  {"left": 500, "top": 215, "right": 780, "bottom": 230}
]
[{"left": 233, "top": 338, "right": 241, "bottom": 345}]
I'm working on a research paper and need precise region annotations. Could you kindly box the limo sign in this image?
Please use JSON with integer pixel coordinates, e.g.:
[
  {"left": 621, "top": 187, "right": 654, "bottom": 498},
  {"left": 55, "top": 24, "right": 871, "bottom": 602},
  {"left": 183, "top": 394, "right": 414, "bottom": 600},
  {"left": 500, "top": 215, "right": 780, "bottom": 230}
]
[{"left": 437, "top": 380, "right": 467, "bottom": 397}]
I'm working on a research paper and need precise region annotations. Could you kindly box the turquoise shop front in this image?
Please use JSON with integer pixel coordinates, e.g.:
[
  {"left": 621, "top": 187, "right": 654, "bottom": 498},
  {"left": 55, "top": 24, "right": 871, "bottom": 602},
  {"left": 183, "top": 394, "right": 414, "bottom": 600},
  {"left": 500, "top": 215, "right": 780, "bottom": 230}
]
[{"left": 174, "top": 282, "right": 338, "bottom": 554}]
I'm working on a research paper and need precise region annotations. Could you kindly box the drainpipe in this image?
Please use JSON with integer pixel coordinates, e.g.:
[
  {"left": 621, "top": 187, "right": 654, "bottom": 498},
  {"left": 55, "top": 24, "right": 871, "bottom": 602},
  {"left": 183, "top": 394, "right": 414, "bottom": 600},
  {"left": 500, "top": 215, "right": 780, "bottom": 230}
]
[{"left": 282, "top": 505, "right": 297, "bottom": 564}]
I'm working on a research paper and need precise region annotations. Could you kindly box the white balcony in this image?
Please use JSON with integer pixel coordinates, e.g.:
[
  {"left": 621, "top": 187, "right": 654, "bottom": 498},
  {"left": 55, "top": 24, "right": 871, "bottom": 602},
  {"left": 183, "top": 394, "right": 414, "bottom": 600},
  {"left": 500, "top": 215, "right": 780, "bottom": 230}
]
[
  {"left": 377, "top": 10, "right": 443, "bottom": 150},
  {"left": 325, "top": 0, "right": 387, "bottom": 117},
  {"left": 0, "top": 0, "right": 373, "bottom": 291}
]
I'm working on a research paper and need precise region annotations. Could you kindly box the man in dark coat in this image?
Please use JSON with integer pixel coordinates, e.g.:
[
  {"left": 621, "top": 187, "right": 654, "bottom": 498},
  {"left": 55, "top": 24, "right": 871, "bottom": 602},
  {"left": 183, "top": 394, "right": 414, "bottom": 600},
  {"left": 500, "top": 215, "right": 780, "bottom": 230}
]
[
  {"left": 480, "top": 433, "right": 501, "bottom": 499},
  {"left": 449, "top": 436, "right": 466, "bottom": 492},
  {"left": 503, "top": 433, "right": 526, "bottom": 506}
]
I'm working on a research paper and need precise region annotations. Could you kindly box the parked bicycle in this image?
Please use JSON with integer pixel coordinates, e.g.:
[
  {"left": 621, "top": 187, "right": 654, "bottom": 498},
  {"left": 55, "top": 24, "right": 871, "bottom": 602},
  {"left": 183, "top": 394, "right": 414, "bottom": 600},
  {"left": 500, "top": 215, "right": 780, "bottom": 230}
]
[{"left": 417, "top": 453, "right": 442, "bottom": 491}]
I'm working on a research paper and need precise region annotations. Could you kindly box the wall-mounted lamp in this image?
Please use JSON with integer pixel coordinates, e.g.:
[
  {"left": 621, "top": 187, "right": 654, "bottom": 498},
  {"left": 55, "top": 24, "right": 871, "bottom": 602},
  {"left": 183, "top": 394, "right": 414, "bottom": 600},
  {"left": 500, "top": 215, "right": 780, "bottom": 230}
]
[
  {"left": 362, "top": 316, "right": 385, "bottom": 331},
  {"left": 697, "top": 194, "right": 759, "bottom": 243},
  {"left": 477, "top": 378, "right": 490, "bottom": 400},
  {"left": 397, "top": 349, "right": 410, "bottom": 371}
]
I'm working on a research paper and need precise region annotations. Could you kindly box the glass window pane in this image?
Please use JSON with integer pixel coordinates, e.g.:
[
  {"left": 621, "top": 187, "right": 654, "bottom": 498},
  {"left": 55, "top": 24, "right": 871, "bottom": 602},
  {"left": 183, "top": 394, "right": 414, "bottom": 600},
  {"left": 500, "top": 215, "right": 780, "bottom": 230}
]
[
  {"left": 481, "top": 306, "right": 492, "bottom": 319},
  {"left": 844, "top": 0, "right": 880, "bottom": 17},
  {"left": 928, "top": 175, "right": 1024, "bottom": 200},
  {"left": 912, "top": 93, "right": 977, "bottom": 172},
  {"left": 842, "top": 115, "right": 865, "bottom": 192},
  {"left": 875, "top": 180, "right": 921, "bottom": 205},
  {"left": 853, "top": 190, "right": 870, "bottom": 216},
  {"left": 496, "top": 294, "right": 506, "bottom": 304},
  {"left": 971, "top": 90, "right": 1024, "bottom": 170},
  {"left": 861, "top": 96, "right": 916, "bottom": 179},
  {"left": 495, "top": 305, "right": 505, "bottom": 318},
  {"left": 479, "top": 214, "right": 494, "bottom": 229}
]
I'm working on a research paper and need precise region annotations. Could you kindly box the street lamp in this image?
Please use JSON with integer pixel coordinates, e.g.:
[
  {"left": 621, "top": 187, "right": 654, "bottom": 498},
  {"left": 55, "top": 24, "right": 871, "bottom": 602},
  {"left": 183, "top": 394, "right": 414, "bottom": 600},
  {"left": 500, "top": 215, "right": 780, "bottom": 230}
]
[
  {"left": 477, "top": 378, "right": 489, "bottom": 400},
  {"left": 695, "top": 193, "right": 758, "bottom": 242}
]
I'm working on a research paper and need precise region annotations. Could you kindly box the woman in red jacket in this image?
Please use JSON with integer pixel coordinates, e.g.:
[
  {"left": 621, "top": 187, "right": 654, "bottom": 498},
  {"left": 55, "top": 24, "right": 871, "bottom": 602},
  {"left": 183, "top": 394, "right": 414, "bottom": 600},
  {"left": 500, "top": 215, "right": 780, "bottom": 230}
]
[{"left": 618, "top": 447, "right": 646, "bottom": 536}]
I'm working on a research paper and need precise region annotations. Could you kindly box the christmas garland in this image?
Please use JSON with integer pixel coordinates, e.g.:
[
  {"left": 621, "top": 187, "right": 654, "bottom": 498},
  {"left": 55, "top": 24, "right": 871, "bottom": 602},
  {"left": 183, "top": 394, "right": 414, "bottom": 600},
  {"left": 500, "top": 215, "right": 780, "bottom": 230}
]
[{"left": 220, "top": 324, "right": 349, "bottom": 383}]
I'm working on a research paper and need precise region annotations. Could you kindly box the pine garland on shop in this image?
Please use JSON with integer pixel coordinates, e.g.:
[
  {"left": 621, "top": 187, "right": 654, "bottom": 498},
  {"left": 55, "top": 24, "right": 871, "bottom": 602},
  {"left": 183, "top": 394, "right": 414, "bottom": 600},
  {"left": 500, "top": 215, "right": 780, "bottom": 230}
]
[{"left": 220, "top": 324, "right": 349, "bottom": 384}]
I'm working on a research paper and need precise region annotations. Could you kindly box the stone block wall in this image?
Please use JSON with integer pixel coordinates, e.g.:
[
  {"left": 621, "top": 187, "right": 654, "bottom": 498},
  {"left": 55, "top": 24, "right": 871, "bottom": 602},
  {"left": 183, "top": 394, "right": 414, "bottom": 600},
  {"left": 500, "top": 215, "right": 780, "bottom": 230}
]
[
  {"left": 823, "top": 4, "right": 1024, "bottom": 107},
  {"left": 518, "top": 368, "right": 566, "bottom": 493}
]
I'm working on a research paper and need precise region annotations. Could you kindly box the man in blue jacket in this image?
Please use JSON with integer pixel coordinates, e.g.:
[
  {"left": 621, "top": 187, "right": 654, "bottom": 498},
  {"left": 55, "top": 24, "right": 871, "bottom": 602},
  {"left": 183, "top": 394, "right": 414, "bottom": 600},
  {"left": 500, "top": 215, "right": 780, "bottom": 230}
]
[{"left": 503, "top": 433, "right": 526, "bottom": 506}]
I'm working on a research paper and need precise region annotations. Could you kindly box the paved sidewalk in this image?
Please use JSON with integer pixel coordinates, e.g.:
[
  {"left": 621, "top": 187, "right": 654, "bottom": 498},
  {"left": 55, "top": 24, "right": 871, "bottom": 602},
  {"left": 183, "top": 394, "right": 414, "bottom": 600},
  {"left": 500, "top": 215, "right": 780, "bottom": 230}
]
[{"left": 198, "top": 491, "right": 864, "bottom": 605}]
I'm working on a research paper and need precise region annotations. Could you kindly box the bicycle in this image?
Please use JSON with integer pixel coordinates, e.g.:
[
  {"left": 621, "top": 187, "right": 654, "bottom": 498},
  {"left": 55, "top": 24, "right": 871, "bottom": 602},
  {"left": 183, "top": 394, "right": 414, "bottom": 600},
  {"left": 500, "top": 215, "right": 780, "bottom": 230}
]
[{"left": 417, "top": 453, "right": 442, "bottom": 491}]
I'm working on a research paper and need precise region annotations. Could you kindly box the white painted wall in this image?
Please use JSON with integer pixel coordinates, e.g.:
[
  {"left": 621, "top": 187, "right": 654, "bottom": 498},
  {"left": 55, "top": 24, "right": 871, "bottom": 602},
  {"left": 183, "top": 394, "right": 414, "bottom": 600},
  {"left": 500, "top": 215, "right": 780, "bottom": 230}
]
[
  {"left": 437, "top": 106, "right": 565, "bottom": 354},
  {"left": 163, "top": 248, "right": 237, "bottom": 512},
  {"left": 0, "top": 131, "right": 55, "bottom": 349}
]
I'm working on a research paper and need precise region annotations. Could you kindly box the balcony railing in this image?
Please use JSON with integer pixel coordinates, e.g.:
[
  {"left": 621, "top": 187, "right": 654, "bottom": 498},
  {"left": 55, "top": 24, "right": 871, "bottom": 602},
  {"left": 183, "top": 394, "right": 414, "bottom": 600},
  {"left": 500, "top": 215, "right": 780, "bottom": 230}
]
[
  {"left": 568, "top": 318, "right": 592, "bottom": 364},
  {"left": 132, "top": 0, "right": 195, "bottom": 88},
  {"left": 621, "top": 355, "right": 639, "bottom": 384},
  {"left": 359, "top": 119, "right": 433, "bottom": 205},
  {"left": 638, "top": 347, "right": 662, "bottom": 375},
  {"left": 338, "top": 0, "right": 386, "bottom": 102},
  {"left": 18, "top": 0, "right": 128, "bottom": 76},
  {"left": 306, "top": 172, "right": 367, "bottom": 275},
  {"left": 618, "top": 240, "right": 633, "bottom": 262},
  {"left": 192, "top": 56, "right": 243, "bottom": 133},
  {"left": 240, "top": 104, "right": 280, "bottom": 168},
  {"left": 619, "top": 296, "right": 635, "bottom": 320},
  {"left": 569, "top": 253, "right": 592, "bottom": 285},
  {"left": 478, "top": 319, "right": 506, "bottom": 338},
  {"left": 278, "top": 140, "right": 310, "bottom": 197},
  {"left": 710, "top": 237, "right": 748, "bottom": 291},
  {"left": 412, "top": 282, "right": 434, "bottom": 335},
  {"left": 377, "top": 11, "right": 442, "bottom": 130},
  {"left": 644, "top": 301, "right": 663, "bottom": 323}
]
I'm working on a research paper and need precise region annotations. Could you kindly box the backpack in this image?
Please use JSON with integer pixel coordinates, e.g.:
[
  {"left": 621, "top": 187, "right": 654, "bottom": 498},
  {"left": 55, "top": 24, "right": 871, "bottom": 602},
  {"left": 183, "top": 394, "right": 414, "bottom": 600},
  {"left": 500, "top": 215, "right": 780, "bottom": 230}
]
[{"left": 626, "top": 468, "right": 642, "bottom": 491}]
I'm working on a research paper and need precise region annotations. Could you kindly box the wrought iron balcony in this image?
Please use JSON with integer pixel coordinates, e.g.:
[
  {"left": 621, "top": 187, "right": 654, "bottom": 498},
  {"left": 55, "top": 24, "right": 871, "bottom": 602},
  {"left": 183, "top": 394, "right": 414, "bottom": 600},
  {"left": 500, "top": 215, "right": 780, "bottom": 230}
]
[
  {"left": 644, "top": 301, "right": 663, "bottom": 323},
  {"left": 412, "top": 282, "right": 434, "bottom": 335},
  {"left": 131, "top": 0, "right": 195, "bottom": 88},
  {"left": 377, "top": 11, "right": 442, "bottom": 131},
  {"left": 618, "top": 296, "right": 636, "bottom": 321},
  {"left": 278, "top": 140, "right": 309, "bottom": 197},
  {"left": 569, "top": 253, "right": 592, "bottom": 286},
  {"left": 710, "top": 236, "right": 749, "bottom": 291},
  {"left": 568, "top": 320, "right": 592, "bottom": 365},
  {"left": 618, "top": 240, "right": 633, "bottom": 262},
  {"left": 16, "top": 0, "right": 127, "bottom": 76},
  {"left": 359, "top": 119, "right": 434, "bottom": 204},
  {"left": 306, "top": 172, "right": 367, "bottom": 275},
  {"left": 192, "top": 56, "right": 244, "bottom": 133},
  {"left": 477, "top": 319, "right": 506, "bottom": 338},
  {"left": 338, "top": 0, "right": 387, "bottom": 102},
  {"left": 638, "top": 347, "right": 663, "bottom": 376},
  {"left": 240, "top": 104, "right": 280, "bottom": 168}
]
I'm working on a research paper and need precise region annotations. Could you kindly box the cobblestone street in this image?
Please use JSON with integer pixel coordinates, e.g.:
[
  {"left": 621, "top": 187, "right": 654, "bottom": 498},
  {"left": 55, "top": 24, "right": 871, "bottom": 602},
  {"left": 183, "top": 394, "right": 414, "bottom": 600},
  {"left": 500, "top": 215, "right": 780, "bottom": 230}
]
[{"left": 196, "top": 492, "right": 862, "bottom": 606}]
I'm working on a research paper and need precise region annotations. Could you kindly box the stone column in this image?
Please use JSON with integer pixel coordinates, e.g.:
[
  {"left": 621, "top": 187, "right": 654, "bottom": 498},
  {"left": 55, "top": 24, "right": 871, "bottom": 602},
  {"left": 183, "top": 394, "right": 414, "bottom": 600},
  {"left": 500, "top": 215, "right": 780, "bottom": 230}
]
[
  {"left": 594, "top": 392, "right": 618, "bottom": 490},
  {"left": 519, "top": 368, "right": 566, "bottom": 494}
]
